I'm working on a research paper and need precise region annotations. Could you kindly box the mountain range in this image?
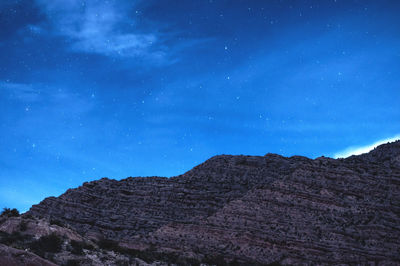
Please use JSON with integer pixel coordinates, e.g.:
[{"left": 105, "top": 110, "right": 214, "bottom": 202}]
[{"left": 1, "top": 141, "right": 400, "bottom": 265}]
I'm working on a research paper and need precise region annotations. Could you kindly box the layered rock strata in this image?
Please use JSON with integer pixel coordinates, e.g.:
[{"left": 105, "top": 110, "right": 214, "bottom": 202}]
[{"left": 24, "top": 140, "right": 400, "bottom": 265}]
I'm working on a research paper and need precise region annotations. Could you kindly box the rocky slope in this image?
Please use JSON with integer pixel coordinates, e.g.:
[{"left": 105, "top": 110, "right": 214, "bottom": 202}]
[{"left": 2, "top": 140, "right": 400, "bottom": 265}]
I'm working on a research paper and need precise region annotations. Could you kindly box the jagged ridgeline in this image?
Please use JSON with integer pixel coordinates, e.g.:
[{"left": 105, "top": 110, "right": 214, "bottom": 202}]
[{"left": 1, "top": 141, "right": 400, "bottom": 265}]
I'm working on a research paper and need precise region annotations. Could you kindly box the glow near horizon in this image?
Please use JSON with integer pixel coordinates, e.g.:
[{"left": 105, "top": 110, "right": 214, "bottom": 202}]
[{"left": 333, "top": 135, "right": 400, "bottom": 158}]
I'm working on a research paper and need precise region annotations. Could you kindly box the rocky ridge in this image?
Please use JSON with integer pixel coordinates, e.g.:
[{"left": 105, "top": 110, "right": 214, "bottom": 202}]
[{"left": 1, "top": 141, "right": 400, "bottom": 265}]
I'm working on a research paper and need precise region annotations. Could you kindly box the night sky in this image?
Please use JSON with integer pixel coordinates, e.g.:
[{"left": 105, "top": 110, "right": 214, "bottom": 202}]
[{"left": 1, "top": 0, "right": 400, "bottom": 211}]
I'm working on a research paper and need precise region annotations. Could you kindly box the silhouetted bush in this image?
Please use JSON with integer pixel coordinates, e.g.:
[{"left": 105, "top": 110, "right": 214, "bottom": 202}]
[
  {"left": 1, "top": 207, "right": 20, "bottom": 217},
  {"left": 65, "top": 259, "right": 81, "bottom": 266},
  {"left": 22, "top": 213, "right": 34, "bottom": 219},
  {"left": 30, "top": 233, "right": 63, "bottom": 255},
  {"left": 69, "top": 240, "right": 94, "bottom": 255},
  {"left": 70, "top": 240, "right": 84, "bottom": 255}
]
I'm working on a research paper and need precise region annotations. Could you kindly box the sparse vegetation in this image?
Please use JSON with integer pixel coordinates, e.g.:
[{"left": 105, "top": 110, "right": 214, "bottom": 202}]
[
  {"left": 19, "top": 220, "right": 28, "bottom": 231},
  {"left": 1, "top": 207, "right": 20, "bottom": 217},
  {"left": 95, "top": 238, "right": 204, "bottom": 265},
  {"left": 0, "top": 231, "right": 30, "bottom": 246},
  {"left": 97, "top": 238, "right": 120, "bottom": 250},
  {"left": 115, "top": 259, "right": 130, "bottom": 266},
  {"left": 69, "top": 240, "right": 94, "bottom": 255},
  {"left": 65, "top": 259, "right": 81, "bottom": 266},
  {"left": 70, "top": 240, "right": 84, "bottom": 255},
  {"left": 30, "top": 233, "right": 63, "bottom": 256},
  {"left": 50, "top": 219, "right": 65, "bottom": 227},
  {"left": 0, "top": 231, "right": 34, "bottom": 252},
  {"left": 22, "top": 213, "right": 34, "bottom": 219}
]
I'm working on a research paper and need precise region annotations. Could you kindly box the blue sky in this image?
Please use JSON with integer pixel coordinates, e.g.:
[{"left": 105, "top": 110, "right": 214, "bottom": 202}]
[{"left": 1, "top": 0, "right": 399, "bottom": 211}]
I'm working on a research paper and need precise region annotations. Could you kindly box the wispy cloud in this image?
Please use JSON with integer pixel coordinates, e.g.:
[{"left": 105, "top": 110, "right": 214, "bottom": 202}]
[
  {"left": 34, "top": 0, "right": 164, "bottom": 60},
  {"left": 0, "top": 80, "right": 94, "bottom": 116},
  {"left": 333, "top": 135, "right": 400, "bottom": 158},
  {"left": 0, "top": 81, "right": 40, "bottom": 102}
]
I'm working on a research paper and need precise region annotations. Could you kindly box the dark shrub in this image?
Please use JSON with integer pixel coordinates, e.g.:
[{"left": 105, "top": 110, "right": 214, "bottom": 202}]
[
  {"left": 97, "top": 238, "right": 119, "bottom": 250},
  {"left": 267, "top": 262, "right": 282, "bottom": 266},
  {"left": 0, "top": 231, "right": 33, "bottom": 252},
  {"left": 229, "top": 259, "right": 241, "bottom": 266},
  {"left": 69, "top": 240, "right": 94, "bottom": 254},
  {"left": 0, "top": 231, "right": 26, "bottom": 245},
  {"left": 116, "top": 260, "right": 129, "bottom": 266},
  {"left": 23, "top": 213, "right": 34, "bottom": 219},
  {"left": 1, "top": 208, "right": 20, "bottom": 217},
  {"left": 19, "top": 221, "right": 28, "bottom": 231},
  {"left": 50, "top": 219, "right": 64, "bottom": 227},
  {"left": 177, "top": 256, "right": 201, "bottom": 266},
  {"left": 84, "top": 242, "right": 95, "bottom": 250},
  {"left": 70, "top": 240, "right": 84, "bottom": 255},
  {"left": 65, "top": 259, "right": 81, "bottom": 266},
  {"left": 30, "top": 233, "right": 63, "bottom": 255}
]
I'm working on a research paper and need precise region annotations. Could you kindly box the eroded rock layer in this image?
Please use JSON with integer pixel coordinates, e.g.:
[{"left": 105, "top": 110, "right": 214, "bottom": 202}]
[{"left": 27, "top": 141, "right": 400, "bottom": 265}]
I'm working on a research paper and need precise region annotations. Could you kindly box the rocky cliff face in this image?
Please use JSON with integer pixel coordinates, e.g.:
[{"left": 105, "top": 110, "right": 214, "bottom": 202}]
[{"left": 3, "top": 141, "right": 400, "bottom": 265}]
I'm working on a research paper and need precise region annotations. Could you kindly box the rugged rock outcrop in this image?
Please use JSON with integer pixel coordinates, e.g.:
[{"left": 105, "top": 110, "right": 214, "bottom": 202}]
[{"left": 2, "top": 140, "right": 400, "bottom": 265}]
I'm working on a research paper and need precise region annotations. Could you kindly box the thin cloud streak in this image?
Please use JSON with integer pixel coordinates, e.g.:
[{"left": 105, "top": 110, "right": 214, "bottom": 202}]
[
  {"left": 34, "top": 0, "right": 161, "bottom": 59},
  {"left": 0, "top": 81, "right": 40, "bottom": 102},
  {"left": 333, "top": 135, "right": 400, "bottom": 158}
]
